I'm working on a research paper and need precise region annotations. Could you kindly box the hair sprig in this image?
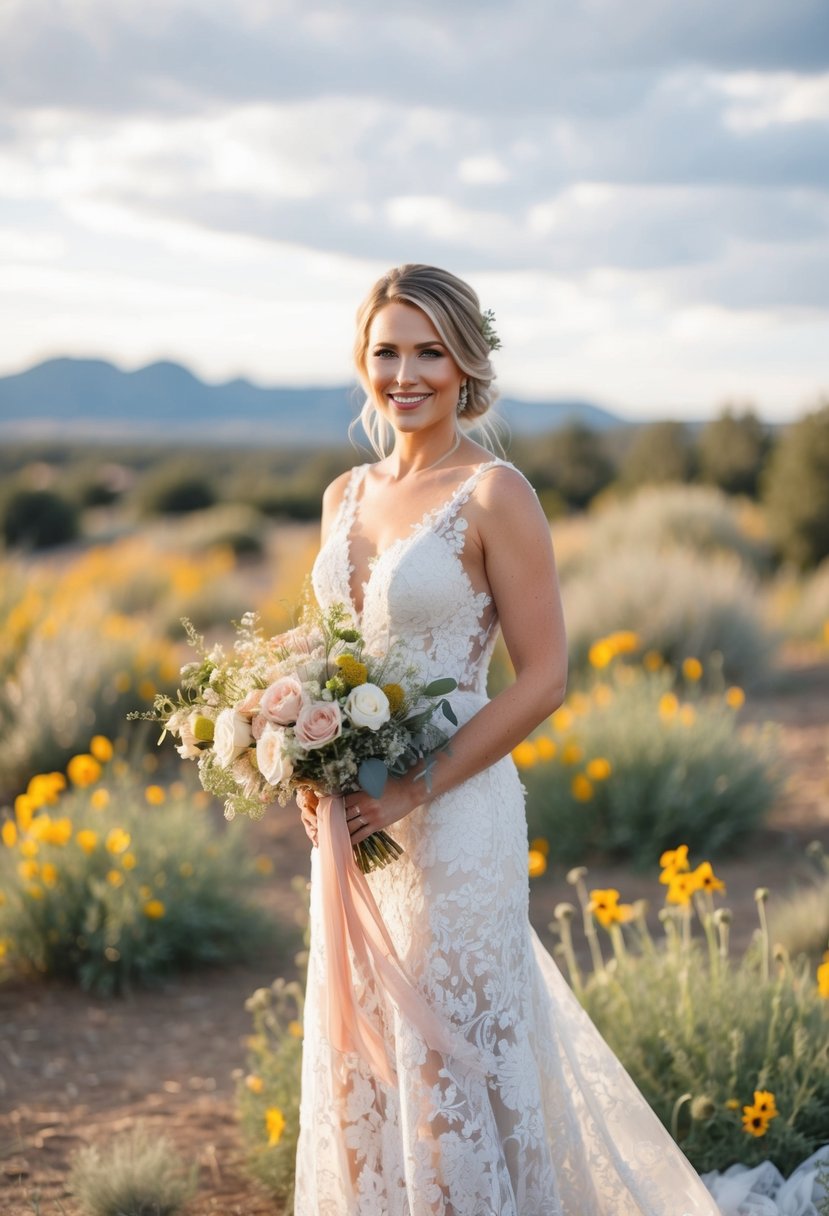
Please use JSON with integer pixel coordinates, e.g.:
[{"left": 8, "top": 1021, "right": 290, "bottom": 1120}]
[{"left": 481, "top": 308, "right": 501, "bottom": 352}]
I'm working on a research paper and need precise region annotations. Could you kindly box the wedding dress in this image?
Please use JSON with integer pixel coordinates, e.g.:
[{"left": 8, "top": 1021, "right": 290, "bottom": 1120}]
[{"left": 296, "top": 456, "right": 722, "bottom": 1215}]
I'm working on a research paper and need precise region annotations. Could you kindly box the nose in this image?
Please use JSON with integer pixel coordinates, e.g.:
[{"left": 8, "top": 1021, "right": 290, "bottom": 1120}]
[{"left": 395, "top": 354, "right": 419, "bottom": 386}]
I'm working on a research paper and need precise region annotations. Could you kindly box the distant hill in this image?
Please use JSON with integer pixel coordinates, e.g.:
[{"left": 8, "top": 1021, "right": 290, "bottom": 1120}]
[{"left": 0, "top": 357, "right": 625, "bottom": 444}]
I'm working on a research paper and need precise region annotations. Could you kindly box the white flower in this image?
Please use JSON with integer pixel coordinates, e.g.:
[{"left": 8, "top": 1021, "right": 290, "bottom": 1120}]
[
  {"left": 213, "top": 706, "right": 253, "bottom": 767},
  {"left": 344, "top": 683, "right": 390, "bottom": 731},
  {"left": 256, "top": 723, "right": 294, "bottom": 785}
]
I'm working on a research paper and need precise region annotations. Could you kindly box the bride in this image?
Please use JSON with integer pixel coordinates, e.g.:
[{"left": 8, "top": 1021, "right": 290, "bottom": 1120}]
[{"left": 293, "top": 263, "right": 721, "bottom": 1215}]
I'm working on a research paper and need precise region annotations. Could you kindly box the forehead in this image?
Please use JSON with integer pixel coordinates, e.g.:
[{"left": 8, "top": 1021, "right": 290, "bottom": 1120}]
[{"left": 368, "top": 300, "right": 442, "bottom": 345}]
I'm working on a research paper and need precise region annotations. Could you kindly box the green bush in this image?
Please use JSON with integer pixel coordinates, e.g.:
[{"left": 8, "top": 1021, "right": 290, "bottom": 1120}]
[
  {"left": 67, "top": 1121, "right": 198, "bottom": 1216},
  {"left": 561, "top": 547, "right": 779, "bottom": 689},
  {"left": 519, "top": 668, "right": 781, "bottom": 865},
  {"left": 552, "top": 864, "right": 829, "bottom": 1176},
  {"left": 521, "top": 422, "right": 615, "bottom": 510},
  {"left": 620, "top": 421, "right": 694, "bottom": 487},
  {"left": 697, "top": 408, "right": 771, "bottom": 498},
  {"left": 136, "top": 460, "right": 218, "bottom": 515},
  {"left": 769, "top": 843, "right": 829, "bottom": 966},
  {"left": 763, "top": 402, "right": 829, "bottom": 568},
  {"left": 0, "top": 770, "right": 282, "bottom": 995},
  {"left": 1, "top": 487, "right": 79, "bottom": 549}
]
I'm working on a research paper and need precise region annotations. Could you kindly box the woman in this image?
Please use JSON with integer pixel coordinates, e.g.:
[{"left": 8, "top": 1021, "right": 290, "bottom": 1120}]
[{"left": 294, "top": 264, "right": 720, "bottom": 1215}]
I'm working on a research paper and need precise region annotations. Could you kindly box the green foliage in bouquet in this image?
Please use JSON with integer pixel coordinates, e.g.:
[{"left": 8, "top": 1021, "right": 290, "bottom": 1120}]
[
  {"left": 0, "top": 760, "right": 282, "bottom": 995},
  {"left": 552, "top": 858, "right": 829, "bottom": 1176},
  {"left": 518, "top": 664, "right": 780, "bottom": 866}
]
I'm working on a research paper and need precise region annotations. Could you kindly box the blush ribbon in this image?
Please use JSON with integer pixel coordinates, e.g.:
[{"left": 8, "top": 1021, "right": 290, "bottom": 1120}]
[{"left": 316, "top": 793, "right": 479, "bottom": 1087}]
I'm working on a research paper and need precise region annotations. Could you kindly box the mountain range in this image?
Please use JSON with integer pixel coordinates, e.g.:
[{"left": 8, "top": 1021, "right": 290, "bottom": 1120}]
[{"left": 0, "top": 357, "right": 625, "bottom": 445}]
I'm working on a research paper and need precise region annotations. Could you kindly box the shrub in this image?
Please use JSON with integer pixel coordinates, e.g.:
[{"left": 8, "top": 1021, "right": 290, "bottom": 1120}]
[
  {"left": 769, "top": 843, "right": 829, "bottom": 966},
  {"left": 67, "top": 1121, "right": 198, "bottom": 1216},
  {"left": 767, "top": 560, "right": 829, "bottom": 645},
  {"left": 1, "top": 487, "right": 79, "bottom": 549},
  {"left": 0, "top": 762, "right": 282, "bottom": 995},
  {"left": 696, "top": 407, "right": 771, "bottom": 498},
  {"left": 517, "top": 666, "right": 781, "bottom": 866},
  {"left": 620, "top": 421, "right": 694, "bottom": 487},
  {"left": 577, "top": 484, "right": 773, "bottom": 576},
  {"left": 524, "top": 422, "right": 615, "bottom": 510},
  {"left": 137, "top": 460, "right": 218, "bottom": 515},
  {"left": 561, "top": 547, "right": 779, "bottom": 689},
  {"left": 763, "top": 402, "right": 829, "bottom": 568},
  {"left": 552, "top": 859, "right": 829, "bottom": 1176}
]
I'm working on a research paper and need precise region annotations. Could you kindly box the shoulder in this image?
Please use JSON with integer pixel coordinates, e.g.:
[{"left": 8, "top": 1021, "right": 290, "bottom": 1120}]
[
  {"left": 322, "top": 468, "right": 355, "bottom": 514},
  {"left": 471, "top": 460, "right": 540, "bottom": 515}
]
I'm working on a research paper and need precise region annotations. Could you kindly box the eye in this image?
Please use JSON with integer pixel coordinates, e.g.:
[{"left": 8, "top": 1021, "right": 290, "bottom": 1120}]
[
  {"left": 419, "top": 348, "right": 442, "bottom": 358},
  {"left": 373, "top": 348, "right": 397, "bottom": 358}
]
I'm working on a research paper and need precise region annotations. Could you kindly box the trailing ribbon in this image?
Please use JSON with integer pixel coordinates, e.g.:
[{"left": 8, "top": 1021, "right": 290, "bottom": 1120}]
[{"left": 316, "top": 793, "right": 480, "bottom": 1088}]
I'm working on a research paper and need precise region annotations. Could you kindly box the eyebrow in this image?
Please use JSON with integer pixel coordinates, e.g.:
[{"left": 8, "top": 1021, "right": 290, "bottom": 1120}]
[{"left": 371, "top": 340, "right": 446, "bottom": 349}]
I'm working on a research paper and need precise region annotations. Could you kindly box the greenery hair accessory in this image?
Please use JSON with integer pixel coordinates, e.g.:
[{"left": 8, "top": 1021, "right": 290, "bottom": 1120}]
[{"left": 481, "top": 308, "right": 501, "bottom": 351}]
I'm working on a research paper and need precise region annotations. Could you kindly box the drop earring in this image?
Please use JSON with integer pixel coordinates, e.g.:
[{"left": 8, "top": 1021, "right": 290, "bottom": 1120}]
[{"left": 457, "top": 383, "right": 468, "bottom": 415}]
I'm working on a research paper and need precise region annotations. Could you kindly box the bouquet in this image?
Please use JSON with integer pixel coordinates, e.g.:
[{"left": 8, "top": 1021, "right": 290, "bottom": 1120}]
[{"left": 132, "top": 603, "right": 458, "bottom": 873}]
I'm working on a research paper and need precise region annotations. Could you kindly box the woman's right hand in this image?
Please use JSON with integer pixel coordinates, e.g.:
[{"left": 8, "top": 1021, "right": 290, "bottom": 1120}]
[{"left": 296, "top": 785, "right": 320, "bottom": 847}]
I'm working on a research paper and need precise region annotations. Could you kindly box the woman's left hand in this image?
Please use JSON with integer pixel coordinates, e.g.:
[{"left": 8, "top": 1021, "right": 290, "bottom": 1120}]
[{"left": 342, "top": 774, "right": 422, "bottom": 846}]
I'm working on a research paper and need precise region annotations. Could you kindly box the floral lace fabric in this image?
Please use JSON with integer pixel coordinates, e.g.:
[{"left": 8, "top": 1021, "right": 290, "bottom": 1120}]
[{"left": 296, "top": 459, "right": 721, "bottom": 1215}]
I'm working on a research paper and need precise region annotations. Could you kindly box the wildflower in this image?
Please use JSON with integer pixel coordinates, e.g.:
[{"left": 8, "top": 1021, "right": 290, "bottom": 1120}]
[
  {"left": 666, "top": 871, "right": 699, "bottom": 906},
  {"left": 334, "top": 654, "right": 368, "bottom": 688},
  {"left": 550, "top": 707, "right": 573, "bottom": 732},
  {"left": 569, "top": 692, "right": 591, "bottom": 716},
  {"left": 588, "top": 889, "right": 633, "bottom": 928},
  {"left": 725, "top": 686, "right": 745, "bottom": 710},
  {"left": 692, "top": 861, "right": 726, "bottom": 895},
  {"left": 818, "top": 956, "right": 829, "bottom": 999},
  {"left": 138, "top": 678, "right": 157, "bottom": 700},
  {"left": 107, "top": 869, "right": 124, "bottom": 887},
  {"left": 106, "top": 828, "right": 131, "bottom": 854},
  {"left": 89, "top": 735, "right": 114, "bottom": 763},
  {"left": 586, "top": 757, "right": 612, "bottom": 781},
  {"left": 752, "top": 1091, "right": 778, "bottom": 1118},
  {"left": 20, "top": 838, "right": 38, "bottom": 858},
  {"left": 593, "top": 683, "right": 613, "bottom": 707},
  {"left": 288, "top": 1020, "right": 304, "bottom": 1038},
  {"left": 76, "top": 829, "right": 99, "bottom": 854},
  {"left": 609, "top": 630, "right": 640, "bottom": 654},
  {"left": 18, "top": 859, "right": 39, "bottom": 880},
  {"left": 145, "top": 785, "right": 166, "bottom": 805},
  {"left": 265, "top": 1107, "right": 286, "bottom": 1146},
  {"left": 679, "top": 705, "right": 697, "bottom": 727},
  {"left": 139, "top": 884, "right": 153, "bottom": 899},
  {"left": 511, "top": 741, "right": 537, "bottom": 769},
  {"left": 529, "top": 837, "right": 550, "bottom": 857},
  {"left": 44, "top": 816, "right": 73, "bottom": 845},
  {"left": 90, "top": 789, "right": 110, "bottom": 811},
  {"left": 725, "top": 1099, "right": 740, "bottom": 1111},
  {"left": 26, "top": 883, "right": 45, "bottom": 900},
  {"left": 67, "top": 753, "right": 102, "bottom": 788},
  {"left": 571, "top": 774, "right": 594, "bottom": 802},
  {"left": 528, "top": 849, "right": 547, "bottom": 878},
  {"left": 658, "top": 693, "right": 679, "bottom": 721},
  {"left": 122, "top": 852, "right": 137, "bottom": 870},
  {"left": 588, "top": 640, "right": 614, "bottom": 669},
  {"left": 14, "top": 794, "right": 35, "bottom": 831},
  {"left": 682, "top": 657, "right": 703, "bottom": 682},
  {"left": 643, "top": 650, "right": 663, "bottom": 672},
  {"left": 254, "top": 855, "right": 274, "bottom": 874},
  {"left": 245, "top": 1074, "right": 265, "bottom": 1093},
  {"left": 41, "top": 862, "right": 58, "bottom": 887},
  {"left": 143, "top": 898, "right": 166, "bottom": 918},
  {"left": 535, "top": 736, "right": 557, "bottom": 761},
  {"left": 659, "top": 844, "right": 690, "bottom": 882},
  {"left": 2, "top": 820, "right": 18, "bottom": 847},
  {"left": 561, "top": 742, "right": 583, "bottom": 766},
  {"left": 27, "top": 773, "right": 64, "bottom": 806},
  {"left": 381, "top": 682, "right": 406, "bottom": 714}
]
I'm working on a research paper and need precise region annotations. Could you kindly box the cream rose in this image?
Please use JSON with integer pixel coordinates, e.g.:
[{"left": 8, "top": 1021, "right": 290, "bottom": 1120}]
[
  {"left": 256, "top": 724, "right": 294, "bottom": 785},
  {"left": 213, "top": 706, "right": 254, "bottom": 767},
  {"left": 294, "top": 701, "right": 342, "bottom": 750},
  {"left": 259, "top": 675, "right": 306, "bottom": 726},
  {"left": 344, "top": 683, "right": 390, "bottom": 731}
]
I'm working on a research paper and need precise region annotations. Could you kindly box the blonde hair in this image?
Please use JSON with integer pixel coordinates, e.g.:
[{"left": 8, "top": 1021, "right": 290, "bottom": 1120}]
[{"left": 349, "top": 263, "right": 504, "bottom": 458}]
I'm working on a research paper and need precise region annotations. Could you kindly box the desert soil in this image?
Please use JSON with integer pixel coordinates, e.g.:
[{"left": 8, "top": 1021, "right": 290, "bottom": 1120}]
[{"left": 1, "top": 646, "right": 827, "bottom": 1216}]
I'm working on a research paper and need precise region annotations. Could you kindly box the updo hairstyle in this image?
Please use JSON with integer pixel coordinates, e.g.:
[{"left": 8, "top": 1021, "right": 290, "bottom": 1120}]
[{"left": 351, "top": 263, "right": 501, "bottom": 457}]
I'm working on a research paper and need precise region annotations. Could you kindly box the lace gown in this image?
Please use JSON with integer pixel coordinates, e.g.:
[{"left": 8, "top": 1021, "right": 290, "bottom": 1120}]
[{"left": 296, "top": 458, "right": 721, "bottom": 1216}]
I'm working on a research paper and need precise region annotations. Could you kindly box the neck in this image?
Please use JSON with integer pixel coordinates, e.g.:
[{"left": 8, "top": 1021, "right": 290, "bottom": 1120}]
[{"left": 389, "top": 425, "right": 461, "bottom": 479}]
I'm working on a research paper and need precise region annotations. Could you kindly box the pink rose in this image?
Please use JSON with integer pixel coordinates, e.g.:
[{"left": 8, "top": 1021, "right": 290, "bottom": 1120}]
[
  {"left": 237, "top": 688, "right": 263, "bottom": 716},
  {"left": 294, "top": 701, "right": 342, "bottom": 750},
  {"left": 260, "top": 676, "right": 306, "bottom": 726}
]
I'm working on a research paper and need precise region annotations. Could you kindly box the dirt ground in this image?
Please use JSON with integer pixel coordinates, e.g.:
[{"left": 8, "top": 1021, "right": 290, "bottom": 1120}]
[{"left": 1, "top": 647, "right": 827, "bottom": 1216}]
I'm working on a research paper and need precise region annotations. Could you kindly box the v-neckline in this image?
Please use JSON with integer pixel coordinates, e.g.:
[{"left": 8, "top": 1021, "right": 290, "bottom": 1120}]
[{"left": 342, "top": 460, "right": 501, "bottom": 621}]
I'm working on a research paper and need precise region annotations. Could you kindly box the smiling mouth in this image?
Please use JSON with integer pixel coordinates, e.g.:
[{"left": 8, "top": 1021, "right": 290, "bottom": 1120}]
[{"left": 389, "top": 393, "right": 431, "bottom": 405}]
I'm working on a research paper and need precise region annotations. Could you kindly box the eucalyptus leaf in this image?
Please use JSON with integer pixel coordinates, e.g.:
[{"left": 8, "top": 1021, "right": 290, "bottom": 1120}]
[
  {"left": 423, "top": 677, "right": 457, "bottom": 697},
  {"left": 358, "top": 758, "right": 389, "bottom": 799},
  {"left": 441, "top": 700, "right": 458, "bottom": 726}
]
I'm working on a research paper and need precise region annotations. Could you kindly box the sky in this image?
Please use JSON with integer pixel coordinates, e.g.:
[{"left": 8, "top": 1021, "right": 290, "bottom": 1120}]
[{"left": 1, "top": 0, "right": 828, "bottom": 421}]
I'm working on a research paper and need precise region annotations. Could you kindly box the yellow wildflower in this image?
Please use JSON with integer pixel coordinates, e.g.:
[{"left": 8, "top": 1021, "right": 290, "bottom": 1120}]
[
  {"left": 106, "top": 828, "right": 131, "bottom": 854},
  {"left": 643, "top": 650, "right": 663, "bottom": 672},
  {"left": 535, "top": 736, "right": 557, "bottom": 761},
  {"left": 382, "top": 682, "right": 406, "bottom": 714},
  {"left": 588, "top": 888, "right": 633, "bottom": 928},
  {"left": 666, "top": 871, "right": 700, "bottom": 906},
  {"left": 529, "top": 837, "right": 550, "bottom": 857},
  {"left": 692, "top": 860, "right": 726, "bottom": 895},
  {"left": 561, "top": 742, "right": 583, "bottom": 766},
  {"left": 2, "top": 820, "right": 18, "bottom": 848},
  {"left": 752, "top": 1090, "right": 778, "bottom": 1118},
  {"left": 41, "top": 862, "right": 58, "bottom": 887},
  {"left": 26, "top": 883, "right": 45, "bottom": 900},
  {"left": 608, "top": 630, "right": 640, "bottom": 654},
  {"left": 334, "top": 654, "right": 367, "bottom": 688},
  {"left": 725, "top": 686, "right": 745, "bottom": 710},
  {"left": 725, "top": 1099, "right": 740, "bottom": 1111},
  {"left": 122, "top": 852, "right": 137, "bottom": 870},
  {"left": 658, "top": 693, "right": 679, "bottom": 721},
  {"left": 89, "top": 735, "right": 114, "bottom": 763},
  {"left": 679, "top": 704, "right": 697, "bottom": 727},
  {"left": 659, "top": 844, "right": 690, "bottom": 876},
  {"left": 245, "top": 1074, "right": 265, "bottom": 1093},
  {"left": 145, "top": 785, "right": 166, "bottom": 805},
  {"left": 76, "top": 829, "right": 99, "bottom": 854},
  {"left": 550, "top": 707, "right": 573, "bottom": 732},
  {"left": 511, "top": 741, "right": 537, "bottom": 769},
  {"left": 817, "top": 958, "right": 829, "bottom": 999},
  {"left": 254, "top": 855, "right": 274, "bottom": 874},
  {"left": 682, "top": 657, "right": 703, "bottom": 682},
  {"left": 18, "top": 859, "right": 40, "bottom": 880},
  {"left": 90, "top": 789, "right": 110, "bottom": 811},
  {"left": 528, "top": 849, "right": 547, "bottom": 878},
  {"left": 571, "top": 773, "right": 594, "bottom": 802},
  {"left": 19, "top": 838, "right": 38, "bottom": 858},
  {"left": 107, "top": 869, "right": 124, "bottom": 887},
  {"left": 143, "top": 899, "right": 165, "bottom": 918},
  {"left": 588, "top": 640, "right": 615, "bottom": 669},
  {"left": 45, "top": 816, "right": 73, "bottom": 845},
  {"left": 288, "top": 1020, "right": 304, "bottom": 1039},
  {"left": 138, "top": 678, "right": 157, "bottom": 701},
  {"left": 15, "top": 794, "right": 35, "bottom": 832},
  {"left": 742, "top": 1108, "right": 770, "bottom": 1136},
  {"left": 586, "top": 757, "right": 612, "bottom": 781},
  {"left": 266, "top": 1107, "right": 287, "bottom": 1146},
  {"left": 26, "top": 774, "right": 59, "bottom": 807},
  {"left": 139, "top": 883, "right": 153, "bottom": 899},
  {"left": 67, "top": 753, "right": 102, "bottom": 788}
]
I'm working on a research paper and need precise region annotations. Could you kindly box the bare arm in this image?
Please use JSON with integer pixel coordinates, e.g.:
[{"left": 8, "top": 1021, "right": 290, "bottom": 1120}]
[{"left": 347, "top": 466, "right": 568, "bottom": 844}]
